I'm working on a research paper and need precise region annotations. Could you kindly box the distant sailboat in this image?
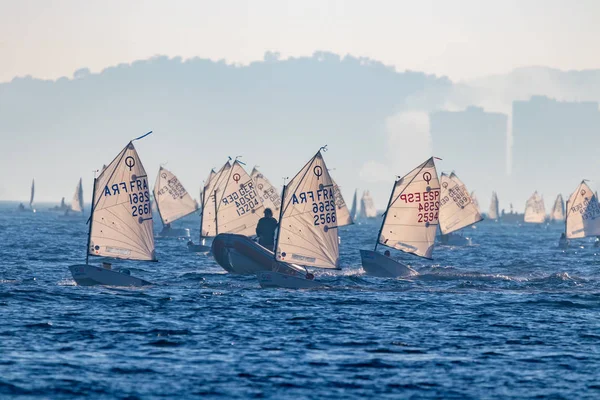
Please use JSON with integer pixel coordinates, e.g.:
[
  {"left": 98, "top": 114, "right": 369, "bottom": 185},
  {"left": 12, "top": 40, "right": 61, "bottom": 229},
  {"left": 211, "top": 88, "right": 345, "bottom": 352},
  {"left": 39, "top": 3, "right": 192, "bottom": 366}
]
[
  {"left": 153, "top": 166, "right": 198, "bottom": 238},
  {"left": 438, "top": 172, "right": 483, "bottom": 245},
  {"left": 251, "top": 167, "right": 282, "bottom": 213},
  {"left": 524, "top": 191, "right": 546, "bottom": 224},
  {"left": 68, "top": 132, "right": 155, "bottom": 286},
  {"left": 564, "top": 181, "right": 600, "bottom": 246},
  {"left": 64, "top": 178, "right": 84, "bottom": 215},
  {"left": 488, "top": 191, "right": 499, "bottom": 221},
  {"left": 550, "top": 194, "right": 565, "bottom": 222},
  {"left": 349, "top": 189, "right": 358, "bottom": 221},
  {"left": 332, "top": 178, "right": 353, "bottom": 226},
  {"left": 361, "top": 157, "right": 440, "bottom": 277},
  {"left": 470, "top": 191, "right": 480, "bottom": 212},
  {"left": 360, "top": 190, "right": 377, "bottom": 219}
]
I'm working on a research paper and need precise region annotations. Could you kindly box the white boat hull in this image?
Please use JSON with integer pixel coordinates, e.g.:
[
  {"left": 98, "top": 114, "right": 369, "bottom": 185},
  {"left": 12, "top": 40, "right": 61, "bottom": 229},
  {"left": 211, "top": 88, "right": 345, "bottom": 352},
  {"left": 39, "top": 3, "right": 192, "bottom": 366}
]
[
  {"left": 257, "top": 271, "right": 325, "bottom": 289},
  {"left": 69, "top": 264, "right": 151, "bottom": 287},
  {"left": 360, "top": 250, "right": 418, "bottom": 278},
  {"left": 158, "top": 227, "right": 190, "bottom": 238}
]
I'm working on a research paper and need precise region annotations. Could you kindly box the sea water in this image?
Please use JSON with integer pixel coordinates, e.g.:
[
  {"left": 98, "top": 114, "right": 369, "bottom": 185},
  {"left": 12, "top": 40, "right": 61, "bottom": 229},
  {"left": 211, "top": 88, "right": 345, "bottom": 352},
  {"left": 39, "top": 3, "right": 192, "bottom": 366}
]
[{"left": 1, "top": 203, "right": 599, "bottom": 399}]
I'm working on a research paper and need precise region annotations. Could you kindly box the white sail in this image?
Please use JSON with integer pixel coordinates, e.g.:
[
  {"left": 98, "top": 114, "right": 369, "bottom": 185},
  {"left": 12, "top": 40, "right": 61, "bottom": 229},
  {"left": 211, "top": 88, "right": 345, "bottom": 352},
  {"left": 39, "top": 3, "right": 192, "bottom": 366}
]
[
  {"left": 153, "top": 166, "right": 198, "bottom": 225},
  {"left": 350, "top": 189, "right": 358, "bottom": 221},
  {"left": 438, "top": 172, "right": 483, "bottom": 234},
  {"left": 201, "top": 163, "right": 231, "bottom": 237},
  {"left": 29, "top": 179, "right": 35, "bottom": 208},
  {"left": 89, "top": 142, "right": 156, "bottom": 261},
  {"left": 566, "top": 181, "right": 600, "bottom": 239},
  {"left": 378, "top": 157, "right": 441, "bottom": 259},
  {"left": 524, "top": 191, "right": 546, "bottom": 223},
  {"left": 251, "top": 167, "right": 282, "bottom": 213},
  {"left": 71, "top": 178, "right": 84, "bottom": 212},
  {"left": 551, "top": 194, "right": 565, "bottom": 221},
  {"left": 470, "top": 191, "right": 480, "bottom": 212},
  {"left": 276, "top": 151, "right": 339, "bottom": 269},
  {"left": 488, "top": 192, "right": 499, "bottom": 220},
  {"left": 214, "top": 161, "right": 264, "bottom": 236},
  {"left": 360, "top": 190, "right": 377, "bottom": 218},
  {"left": 332, "top": 178, "right": 353, "bottom": 226}
]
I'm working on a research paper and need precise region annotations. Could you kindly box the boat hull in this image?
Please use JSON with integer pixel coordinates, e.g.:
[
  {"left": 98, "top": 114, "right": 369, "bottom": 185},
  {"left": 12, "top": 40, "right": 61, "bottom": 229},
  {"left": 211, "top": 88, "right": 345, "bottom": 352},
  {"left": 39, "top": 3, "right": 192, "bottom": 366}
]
[
  {"left": 360, "top": 250, "right": 418, "bottom": 278},
  {"left": 69, "top": 264, "right": 151, "bottom": 287},
  {"left": 257, "top": 271, "right": 324, "bottom": 289},
  {"left": 158, "top": 228, "right": 190, "bottom": 238},
  {"left": 212, "top": 233, "right": 304, "bottom": 275}
]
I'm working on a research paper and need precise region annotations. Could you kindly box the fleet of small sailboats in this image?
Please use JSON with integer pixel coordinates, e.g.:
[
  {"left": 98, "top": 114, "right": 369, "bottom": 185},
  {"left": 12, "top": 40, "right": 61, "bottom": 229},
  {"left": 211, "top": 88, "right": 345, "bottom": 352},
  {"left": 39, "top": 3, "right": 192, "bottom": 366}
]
[{"left": 10, "top": 130, "right": 584, "bottom": 288}]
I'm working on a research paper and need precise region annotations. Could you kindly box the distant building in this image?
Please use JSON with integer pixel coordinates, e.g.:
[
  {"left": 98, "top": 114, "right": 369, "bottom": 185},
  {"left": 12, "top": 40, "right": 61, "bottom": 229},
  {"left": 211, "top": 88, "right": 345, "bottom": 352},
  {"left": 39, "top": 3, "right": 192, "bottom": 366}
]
[
  {"left": 430, "top": 106, "right": 508, "bottom": 209},
  {"left": 511, "top": 96, "right": 600, "bottom": 207}
]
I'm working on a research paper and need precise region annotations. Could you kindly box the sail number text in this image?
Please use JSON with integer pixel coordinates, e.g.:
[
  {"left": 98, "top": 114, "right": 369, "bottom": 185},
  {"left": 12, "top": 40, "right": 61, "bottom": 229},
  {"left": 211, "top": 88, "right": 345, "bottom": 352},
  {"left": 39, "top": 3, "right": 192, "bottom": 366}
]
[
  {"left": 399, "top": 190, "right": 440, "bottom": 224},
  {"left": 222, "top": 181, "right": 260, "bottom": 216},
  {"left": 440, "top": 185, "right": 470, "bottom": 208},
  {"left": 571, "top": 198, "right": 600, "bottom": 220},
  {"left": 103, "top": 178, "right": 152, "bottom": 218},
  {"left": 291, "top": 187, "right": 337, "bottom": 227}
]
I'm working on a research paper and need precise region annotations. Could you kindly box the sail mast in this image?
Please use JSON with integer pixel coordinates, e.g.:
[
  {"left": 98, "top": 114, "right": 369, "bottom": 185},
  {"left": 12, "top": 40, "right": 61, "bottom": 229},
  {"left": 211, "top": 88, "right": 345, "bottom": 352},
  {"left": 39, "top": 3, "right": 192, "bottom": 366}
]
[
  {"left": 273, "top": 184, "right": 287, "bottom": 260},
  {"left": 374, "top": 180, "right": 397, "bottom": 252},
  {"left": 85, "top": 178, "right": 97, "bottom": 265},
  {"left": 214, "top": 190, "right": 219, "bottom": 235}
]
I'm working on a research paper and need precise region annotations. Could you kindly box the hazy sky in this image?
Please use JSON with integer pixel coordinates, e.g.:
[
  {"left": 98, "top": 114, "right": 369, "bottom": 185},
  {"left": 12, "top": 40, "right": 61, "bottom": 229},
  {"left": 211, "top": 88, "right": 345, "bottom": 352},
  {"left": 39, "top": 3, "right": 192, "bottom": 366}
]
[{"left": 1, "top": 0, "right": 599, "bottom": 83}]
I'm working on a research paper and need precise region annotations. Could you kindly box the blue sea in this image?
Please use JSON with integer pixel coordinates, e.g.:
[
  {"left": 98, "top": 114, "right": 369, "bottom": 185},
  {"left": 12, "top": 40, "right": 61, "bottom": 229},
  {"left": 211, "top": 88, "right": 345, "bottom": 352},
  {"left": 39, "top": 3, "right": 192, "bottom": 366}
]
[{"left": 1, "top": 203, "right": 600, "bottom": 399}]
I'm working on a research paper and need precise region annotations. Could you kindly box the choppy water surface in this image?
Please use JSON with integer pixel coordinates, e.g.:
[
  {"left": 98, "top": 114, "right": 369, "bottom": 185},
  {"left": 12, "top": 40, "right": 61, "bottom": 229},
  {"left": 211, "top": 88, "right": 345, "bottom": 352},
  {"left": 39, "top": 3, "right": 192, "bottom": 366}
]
[{"left": 1, "top": 203, "right": 600, "bottom": 399}]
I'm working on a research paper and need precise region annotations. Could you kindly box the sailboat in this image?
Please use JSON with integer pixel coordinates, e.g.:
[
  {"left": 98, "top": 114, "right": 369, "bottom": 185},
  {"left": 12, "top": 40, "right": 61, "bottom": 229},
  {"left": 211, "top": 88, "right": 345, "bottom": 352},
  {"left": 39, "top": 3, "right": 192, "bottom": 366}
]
[
  {"left": 49, "top": 197, "right": 69, "bottom": 211},
  {"left": 551, "top": 194, "right": 565, "bottom": 222},
  {"left": 524, "top": 191, "right": 546, "bottom": 224},
  {"left": 256, "top": 148, "right": 340, "bottom": 288},
  {"left": 488, "top": 191, "right": 499, "bottom": 221},
  {"left": 360, "top": 157, "right": 440, "bottom": 277},
  {"left": 359, "top": 190, "right": 377, "bottom": 219},
  {"left": 349, "top": 189, "right": 358, "bottom": 222},
  {"left": 198, "top": 159, "right": 266, "bottom": 260},
  {"left": 19, "top": 179, "right": 36, "bottom": 212},
  {"left": 332, "top": 179, "right": 353, "bottom": 226},
  {"left": 154, "top": 166, "right": 198, "bottom": 238},
  {"left": 64, "top": 178, "right": 84, "bottom": 216},
  {"left": 437, "top": 172, "right": 483, "bottom": 246},
  {"left": 251, "top": 166, "right": 282, "bottom": 213},
  {"left": 68, "top": 132, "right": 155, "bottom": 287},
  {"left": 564, "top": 180, "right": 600, "bottom": 248}
]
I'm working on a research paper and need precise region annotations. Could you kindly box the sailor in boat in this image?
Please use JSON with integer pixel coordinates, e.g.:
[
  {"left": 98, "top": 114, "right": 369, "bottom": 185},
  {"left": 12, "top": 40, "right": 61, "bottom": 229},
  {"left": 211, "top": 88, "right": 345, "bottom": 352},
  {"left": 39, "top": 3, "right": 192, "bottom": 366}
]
[
  {"left": 18, "top": 203, "right": 25, "bottom": 211},
  {"left": 558, "top": 232, "right": 569, "bottom": 249},
  {"left": 256, "top": 208, "right": 278, "bottom": 251}
]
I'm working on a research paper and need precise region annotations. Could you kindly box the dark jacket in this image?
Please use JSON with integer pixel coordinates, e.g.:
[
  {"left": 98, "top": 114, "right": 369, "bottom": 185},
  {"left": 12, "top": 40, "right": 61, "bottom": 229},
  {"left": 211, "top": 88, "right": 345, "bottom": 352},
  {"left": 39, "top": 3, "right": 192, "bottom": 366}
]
[{"left": 256, "top": 216, "right": 278, "bottom": 248}]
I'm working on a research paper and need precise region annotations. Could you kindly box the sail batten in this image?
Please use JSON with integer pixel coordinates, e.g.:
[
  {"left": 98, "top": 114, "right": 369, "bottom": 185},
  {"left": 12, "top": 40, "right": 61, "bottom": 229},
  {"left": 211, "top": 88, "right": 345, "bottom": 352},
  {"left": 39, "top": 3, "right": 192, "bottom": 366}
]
[
  {"left": 378, "top": 157, "right": 441, "bottom": 259},
  {"left": 524, "top": 191, "right": 546, "bottom": 223},
  {"left": 88, "top": 142, "right": 156, "bottom": 261},
  {"left": 153, "top": 167, "right": 197, "bottom": 225},
  {"left": 566, "top": 181, "right": 600, "bottom": 239},
  {"left": 439, "top": 173, "right": 483, "bottom": 234},
  {"left": 276, "top": 151, "right": 339, "bottom": 269}
]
